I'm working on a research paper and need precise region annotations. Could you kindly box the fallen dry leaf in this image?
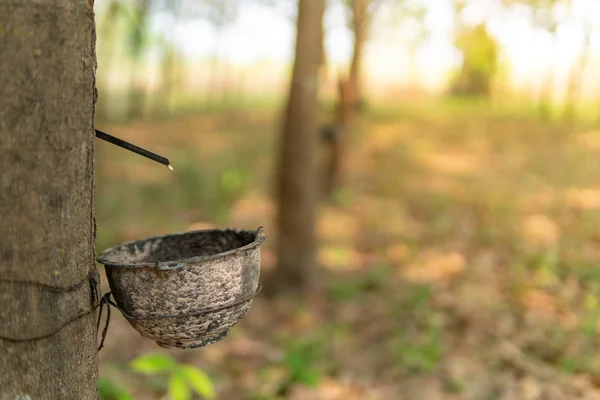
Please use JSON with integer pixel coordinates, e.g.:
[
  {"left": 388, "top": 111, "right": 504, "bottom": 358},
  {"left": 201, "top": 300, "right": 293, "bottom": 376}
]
[
  {"left": 520, "top": 289, "right": 557, "bottom": 318},
  {"left": 386, "top": 243, "right": 411, "bottom": 265},
  {"left": 319, "top": 246, "right": 362, "bottom": 270},
  {"left": 520, "top": 375, "right": 542, "bottom": 400},
  {"left": 318, "top": 207, "right": 359, "bottom": 242},
  {"left": 363, "top": 122, "right": 412, "bottom": 155},
  {"left": 520, "top": 214, "right": 560, "bottom": 247},
  {"left": 566, "top": 188, "right": 600, "bottom": 210},
  {"left": 576, "top": 130, "right": 600, "bottom": 152},
  {"left": 401, "top": 251, "right": 466, "bottom": 284},
  {"left": 419, "top": 151, "right": 483, "bottom": 176}
]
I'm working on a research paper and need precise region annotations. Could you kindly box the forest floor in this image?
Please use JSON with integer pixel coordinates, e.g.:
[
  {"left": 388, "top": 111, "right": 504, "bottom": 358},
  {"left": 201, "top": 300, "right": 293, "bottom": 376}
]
[{"left": 96, "top": 102, "right": 600, "bottom": 400}]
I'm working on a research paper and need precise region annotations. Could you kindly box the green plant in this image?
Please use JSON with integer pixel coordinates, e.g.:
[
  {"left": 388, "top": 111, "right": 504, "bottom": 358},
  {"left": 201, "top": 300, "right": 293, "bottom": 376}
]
[
  {"left": 330, "top": 186, "right": 356, "bottom": 208},
  {"left": 130, "top": 353, "right": 215, "bottom": 400},
  {"left": 328, "top": 279, "right": 363, "bottom": 302},
  {"left": 98, "top": 377, "right": 134, "bottom": 400},
  {"left": 171, "top": 152, "right": 250, "bottom": 223},
  {"left": 282, "top": 337, "right": 323, "bottom": 387},
  {"left": 558, "top": 356, "right": 589, "bottom": 374},
  {"left": 362, "top": 263, "right": 393, "bottom": 292},
  {"left": 391, "top": 285, "right": 443, "bottom": 374},
  {"left": 396, "top": 326, "right": 443, "bottom": 374},
  {"left": 582, "top": 294, "right": 599, "bottom": 337},
  {"left": 328, "top": 263, "right": 393, "bottom": 302},
  {"left": 450, "top": 23, "right": 500, "bottom": 98}
]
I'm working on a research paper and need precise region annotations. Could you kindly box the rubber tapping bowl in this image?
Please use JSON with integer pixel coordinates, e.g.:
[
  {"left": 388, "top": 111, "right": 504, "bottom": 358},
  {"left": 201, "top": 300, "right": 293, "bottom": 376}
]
[{"left": 96, "top": 227, "right": 265, "bottom": 349}]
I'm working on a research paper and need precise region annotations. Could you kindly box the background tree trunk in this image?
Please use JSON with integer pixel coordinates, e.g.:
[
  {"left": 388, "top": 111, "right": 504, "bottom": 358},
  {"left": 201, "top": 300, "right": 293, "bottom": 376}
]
[
  {"left": 349, "top": 0, "right": 368, "bottom": 112},
  {"left": 96, "top": 0, "right": 120, "bottom": 121},
  {"left": 274, "top": 0, "right": 325, "bottom": 291},
  {"left": 128, "top": 0, "right": 150, "bottom": 120},
  {"left": 323, "top": 79, "right": 352, "bottom": 197},
  {"left": 0, "top": 1, "right": 98, "bottom": 398}
]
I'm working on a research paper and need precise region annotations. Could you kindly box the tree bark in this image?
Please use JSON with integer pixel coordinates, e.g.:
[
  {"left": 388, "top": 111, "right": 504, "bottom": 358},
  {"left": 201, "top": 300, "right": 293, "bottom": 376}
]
[
  {"left": 0, "top": 1, "right": 98, "bottom": 399},
  {"left": 274, "top": 0, "right": 324, "bottom": 291}
]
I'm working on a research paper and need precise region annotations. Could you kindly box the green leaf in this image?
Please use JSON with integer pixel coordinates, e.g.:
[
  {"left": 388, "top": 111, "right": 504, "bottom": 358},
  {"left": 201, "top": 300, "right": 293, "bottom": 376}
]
[
  {"left": 168, "top": 371, "right": 191, "bottom": 400},
  {"left": 130, "top": 353, "right": 176, "bottom": 375},
  {"left": 180, "top": 365, "right": 215, "bottom": 399}
]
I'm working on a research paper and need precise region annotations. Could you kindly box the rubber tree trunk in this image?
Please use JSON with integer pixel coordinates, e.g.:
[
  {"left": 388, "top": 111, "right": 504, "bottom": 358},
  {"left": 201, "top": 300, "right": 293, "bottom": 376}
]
[
  {"left": 274, "top": 0, "right": 325, "bottom": 291},
  {"left": 0, "top": 1, "right": 98, "bottom": 398}
]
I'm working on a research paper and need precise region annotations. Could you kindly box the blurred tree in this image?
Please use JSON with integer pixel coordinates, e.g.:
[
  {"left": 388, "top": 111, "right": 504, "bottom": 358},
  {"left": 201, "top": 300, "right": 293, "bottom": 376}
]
[
  {"left": 319, "top": 0, "right": 385, "bottom": 198},
  {"left": 322, "top": 78, "right": 352, "bottom": 197},
  {"left": 503, "top": 0, "right": 565, "bottom": 30},
  {"left": 159, "top": 42, "right": 184, "bottom": 116},
  {"left": 450, "top": 23, "right": 500, "bottom": 98},
  {"left": 529, "top": 0, "right": 562, "bottom": 118},
  {"left": 159, "top": 0, "right": 240, "bottom": 107},
  {"left": 402, "top": 3, "right": 430, "bottom": 82},
  {"left": 252, "top": 0, "right": 297, "bottom": 22},
  {"left": 451, "top": 0, "right": 467, "bottom": 27},
  {"left": 322, "top": 0, "right": 427, "bottom": 198},
  {"left": 564, "top": 27, "right": 591, "bottom": 122},
  {"left": 503, "top": 0, "right": 569, "bottom": 117},
  {"left": 564, "top": 3, "right": 593, "bottom": 122},
  {"left": 140, "top": 0, "right": 240, "bottom": 113},
  {"left": 378, "top": 0, "right": 430, "bottom": 89},
  {"left": 127, "top": 0, "right": 152, "bottom": 119},
  {"left": 203, "top": 0, "right": 239, "bottom": 105},
  {"left": 346, "top": 0, "right": 368, "bottom": 111},
  {"left": 0, "top": 0, "right": 98, "bottom": 397},
  {"left": 274, "top": 0, "right": 325, "bottom": 292},
  {"left": 152, "top": 0, "right": 183, "bottom": 116},
  {"left": 97, "top": 0, "right": 122, "bottom": 121},
  {"left": 342, "top": 0, "right": 384, "bottom": 112}
]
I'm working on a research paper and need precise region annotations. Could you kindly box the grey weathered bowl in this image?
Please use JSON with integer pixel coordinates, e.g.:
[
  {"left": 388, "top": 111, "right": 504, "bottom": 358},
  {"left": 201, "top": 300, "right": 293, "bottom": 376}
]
[{"left": 96, "top": 227, "right": 264, "bottom": 349}]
